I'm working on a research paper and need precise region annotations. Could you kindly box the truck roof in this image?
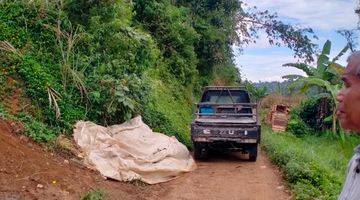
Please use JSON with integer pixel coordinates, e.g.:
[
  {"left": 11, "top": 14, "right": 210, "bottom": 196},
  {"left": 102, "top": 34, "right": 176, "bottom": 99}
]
[
  {"left": 203, "top": 86, "right": 246, "bottom": 91},
  {"left": 201, "top": 86, "right": 251, "bottom": 104}
]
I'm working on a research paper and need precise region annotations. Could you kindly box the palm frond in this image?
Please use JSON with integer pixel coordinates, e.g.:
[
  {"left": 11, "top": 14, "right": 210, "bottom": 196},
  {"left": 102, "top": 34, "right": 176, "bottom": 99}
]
[
  {"left": 0, "top": 41, "right": 22, "bottom": 57},
  {"left": 287, "top": 80, "right": 304, "bottom": 94},
  {"left": 321, "top": 40, "right": 331, "bottom": 55},
  {"left": 316, "top": 40, "right": 332, "bottom": 72},
  {"left": 328, "top": 63, "right": 345, "bottom": 76},
  {"left": 283, "top": 63, "right": 315, "bottom": 76},
  {"left": 282, "top": 74, "right": 304, "bottom": 81},
  {"left": 69, "top": 68, "right": 88, "bottom": 98},
  {"left": 55, "top": 21, "right": 87, "bottom": 99},
  {"left": 317, "top": 54, "right": 330, "bottom": 71},
  {"left": 297, "top": 77, "right": 339, "bottom": 101},
  {"left": 47, "top": 87, "right": 62, "bottom": 119},
  {"left": 332, "top": 44, "right": 349, "bottom": 63},
  {"left": 316, "top": 92, "right": 332, "bottom": 99}
]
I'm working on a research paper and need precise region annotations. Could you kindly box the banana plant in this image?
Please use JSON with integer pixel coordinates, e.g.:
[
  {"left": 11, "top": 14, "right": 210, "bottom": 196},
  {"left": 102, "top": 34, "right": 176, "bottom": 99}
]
[
  {"left": 283, "top": 40, "right": 349, "bottom": 134},
  {"left": 283, "top": 40, "right": 348, "bottom": 83},
  {"left": 295, "top": 77, "right": 342, "bottom": 134}
]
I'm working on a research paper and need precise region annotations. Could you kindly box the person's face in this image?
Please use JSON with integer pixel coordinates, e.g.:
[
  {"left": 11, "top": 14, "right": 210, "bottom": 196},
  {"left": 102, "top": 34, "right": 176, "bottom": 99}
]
[{"left": 337, "top": 60, "right": 360, "bottom": 132}]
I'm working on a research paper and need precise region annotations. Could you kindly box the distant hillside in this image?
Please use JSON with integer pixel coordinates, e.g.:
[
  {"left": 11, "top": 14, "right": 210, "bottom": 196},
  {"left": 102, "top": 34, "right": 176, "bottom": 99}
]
[
  {"left": 253, "top": 80, "right": 293, "bottom": 96},
  {"left": 253, "top": 80, "right": 319, "bottom": 97}
]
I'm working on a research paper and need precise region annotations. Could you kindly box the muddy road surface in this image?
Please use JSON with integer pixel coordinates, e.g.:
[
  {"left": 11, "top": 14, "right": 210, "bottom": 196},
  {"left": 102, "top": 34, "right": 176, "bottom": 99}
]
[
  {"left": 149, "top": 151, "right": 292, "bottom": 200},
  {"left": 0, "top": 118, "right": 291, "bottom": 200}
]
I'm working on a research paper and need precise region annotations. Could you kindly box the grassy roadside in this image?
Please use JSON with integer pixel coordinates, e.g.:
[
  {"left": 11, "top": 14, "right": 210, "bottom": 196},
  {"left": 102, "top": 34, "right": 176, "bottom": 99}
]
[{"left": 261, "top": 126, "right": 360, "bottom": 200}]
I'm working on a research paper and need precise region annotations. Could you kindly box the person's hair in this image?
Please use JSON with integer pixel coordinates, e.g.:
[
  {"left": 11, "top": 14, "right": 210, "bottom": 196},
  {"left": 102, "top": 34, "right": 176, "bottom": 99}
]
[{"left": 347, "top": 51, "right": 360, "bottom": 76}]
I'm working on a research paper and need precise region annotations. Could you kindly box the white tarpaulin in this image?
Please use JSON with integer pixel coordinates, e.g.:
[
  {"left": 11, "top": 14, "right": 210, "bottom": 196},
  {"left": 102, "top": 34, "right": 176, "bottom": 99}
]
[{"left": 73, "top": 116, "right": 196, "bottom": 184}]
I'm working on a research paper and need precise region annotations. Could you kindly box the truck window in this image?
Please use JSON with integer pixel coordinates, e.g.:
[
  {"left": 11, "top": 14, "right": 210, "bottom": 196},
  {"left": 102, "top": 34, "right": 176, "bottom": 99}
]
[{"left": 201, "top": 90, "right": 250, "bottom": 104}]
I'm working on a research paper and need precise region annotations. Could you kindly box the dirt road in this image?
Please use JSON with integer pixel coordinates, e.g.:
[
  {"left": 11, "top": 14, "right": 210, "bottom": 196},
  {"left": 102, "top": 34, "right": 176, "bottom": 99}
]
[
  {"left": 148, "top": 152, "right": 292, "bottom": 200},
  {"left": 0, "top": 118, "right": 291, "bottom": 200}
]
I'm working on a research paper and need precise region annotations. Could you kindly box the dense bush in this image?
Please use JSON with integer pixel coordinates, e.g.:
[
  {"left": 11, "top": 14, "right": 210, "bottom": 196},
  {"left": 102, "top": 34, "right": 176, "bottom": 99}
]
[
  {"left": 298, "top": 97, "right": 333, "bottom": 131},
  {"left": 0, "top": 0, "right": 159, "bottom": 136},
  {"left": 0, "top": 0, "right": 206, "bottom": 146},
  {"left": 133, "top": 0, "right": 199, "bottom": 86},
  {"left": 287, "top": 96, "right": 333, "bottom": 136},
  {"left": 287, "top": 107, "right": 313, "bottom": 136},
  {"left": 142, "top": 79, "right": 193, "bottom": 147},
  {"left": 20, "top": 115, "right": 58, "bottom": 142}
]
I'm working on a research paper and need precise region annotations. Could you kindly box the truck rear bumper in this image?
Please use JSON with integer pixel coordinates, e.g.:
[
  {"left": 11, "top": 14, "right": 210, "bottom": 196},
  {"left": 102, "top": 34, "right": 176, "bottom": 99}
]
[{"left": 193, "top": 137, "right": 257, "bottom": 143}]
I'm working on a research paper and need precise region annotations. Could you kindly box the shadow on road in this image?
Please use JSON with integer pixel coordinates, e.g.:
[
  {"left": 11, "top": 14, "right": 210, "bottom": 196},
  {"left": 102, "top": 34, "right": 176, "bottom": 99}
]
[{"left": 192, "top": 149, "right": 253, "bottom": 163}]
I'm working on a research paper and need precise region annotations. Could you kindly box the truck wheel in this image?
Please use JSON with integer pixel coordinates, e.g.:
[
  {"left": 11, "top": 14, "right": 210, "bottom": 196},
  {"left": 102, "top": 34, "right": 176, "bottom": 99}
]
[
  {"left": 194, "top": 142, "right": 208, "bottom": 160},
  {"left": 249, "top": 145, "right": 258, "bottom": 162}
]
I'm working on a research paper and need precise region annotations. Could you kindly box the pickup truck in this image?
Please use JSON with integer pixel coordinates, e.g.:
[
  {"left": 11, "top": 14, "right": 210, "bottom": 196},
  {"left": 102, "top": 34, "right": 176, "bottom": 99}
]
[{"left": 191, "top": 86, "right": 261, "bottom": 161}]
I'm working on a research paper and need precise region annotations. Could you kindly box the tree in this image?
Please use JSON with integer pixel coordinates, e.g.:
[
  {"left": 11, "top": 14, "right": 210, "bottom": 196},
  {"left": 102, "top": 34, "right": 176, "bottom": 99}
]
[
  {"left": 244, "top": 80, "right": 268, "bottom": 102},
  {"left": 338, "top": 30, "right": 358, "bottom": 52},
  {"left": 336, "top": 2, "right": 360, "bottom": 52},
  {"left": 283, "top": 40, "right": 349, "bottom": 134},
  {"left": 134, "top": 0, "right": 318, "bottom": 87}
]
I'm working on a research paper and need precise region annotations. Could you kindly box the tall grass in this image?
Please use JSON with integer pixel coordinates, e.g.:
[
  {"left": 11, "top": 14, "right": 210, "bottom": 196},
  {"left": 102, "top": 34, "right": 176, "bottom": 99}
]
[
  {"left": 261, "top": 93, "right": 304, "bottom": 110},
  {"left": 262, "top": 127, "right": 360, "bottom": 200}
]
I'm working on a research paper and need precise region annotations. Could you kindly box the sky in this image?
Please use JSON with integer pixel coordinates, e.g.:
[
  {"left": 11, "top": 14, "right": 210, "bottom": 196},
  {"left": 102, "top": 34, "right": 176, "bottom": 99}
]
[{"left": 235, "top": 0, "right": 359, "bottom": 82}]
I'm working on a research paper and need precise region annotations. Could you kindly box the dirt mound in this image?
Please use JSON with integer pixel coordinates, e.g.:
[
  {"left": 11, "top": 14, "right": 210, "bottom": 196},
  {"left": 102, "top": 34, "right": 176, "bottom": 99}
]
[{"left": 0, "top": 118, "right": 159, "bottom": 200}]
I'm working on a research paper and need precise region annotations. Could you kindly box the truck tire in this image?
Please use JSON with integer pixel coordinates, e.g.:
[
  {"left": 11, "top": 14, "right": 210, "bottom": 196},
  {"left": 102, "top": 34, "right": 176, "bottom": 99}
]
[
  {"left": 249, "top": 145, "right": 258, "bottom": 162},
  {"left": 194, "top": 142, "right": 208, "bottom": 160}
]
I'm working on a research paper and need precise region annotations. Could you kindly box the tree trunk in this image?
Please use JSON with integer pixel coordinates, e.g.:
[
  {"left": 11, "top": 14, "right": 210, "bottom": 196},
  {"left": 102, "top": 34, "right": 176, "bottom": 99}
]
[
  {"left": 332, "top": 107, "right": 337, "bottom": 135},
  {"left": 318, "top": 98, "right": 328, "bottom": 130}
]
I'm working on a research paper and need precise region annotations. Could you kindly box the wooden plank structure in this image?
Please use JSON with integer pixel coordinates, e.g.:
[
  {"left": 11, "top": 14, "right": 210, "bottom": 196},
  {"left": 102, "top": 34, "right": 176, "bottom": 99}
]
[{"left": 267, "top": 104, "right": 290, "bottom": 132}]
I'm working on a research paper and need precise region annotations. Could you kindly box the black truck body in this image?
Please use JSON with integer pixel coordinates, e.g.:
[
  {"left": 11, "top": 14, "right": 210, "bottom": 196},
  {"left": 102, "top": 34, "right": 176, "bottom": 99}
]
[{"left": 191, "top": 86, "right": 261, "bottom": 161}]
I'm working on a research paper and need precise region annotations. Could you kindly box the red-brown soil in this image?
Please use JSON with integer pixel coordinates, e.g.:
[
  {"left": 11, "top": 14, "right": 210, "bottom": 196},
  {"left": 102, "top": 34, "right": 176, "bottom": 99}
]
[
  {"left": 0, "top": 118, "right": 292, "bottom": 200},
  {"left": 0, "top": 118, "right": 161, "bottom": 200},
  {"left": 151, "top": 152, "right": 292, "bottom": 200}
]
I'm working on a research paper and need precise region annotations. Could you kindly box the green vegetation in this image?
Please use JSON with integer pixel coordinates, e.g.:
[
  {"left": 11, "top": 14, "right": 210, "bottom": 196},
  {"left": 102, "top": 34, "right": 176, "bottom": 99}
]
[
  {"left": 287, "top": 96, "right": 333, "bottom": 136},
  {"left": 81, "top": 189, "right": 106, "bottom": 200},
  {"left": 244, "top": 80, "right": 268, "bottom": 102},
  {"left": 259, "top": 39, "right": 357, "bottom": 199},
  {"left": 143, "top": 79, "right": 193, "bottom": 147},
  {"left": 1, "top": 2, "right": 359, "bottom": 200},
  {"left": 256, "top": 37, "right": 358, "bottom": 199},
  {"left": 0, "top": 0, "right": 316, "bottom": 147},
  {"left": 284, "top": 40, "right": 349, "bottom": 134},
  {"left": 262, "top": 127, "right": 360, "bottom": 200}
]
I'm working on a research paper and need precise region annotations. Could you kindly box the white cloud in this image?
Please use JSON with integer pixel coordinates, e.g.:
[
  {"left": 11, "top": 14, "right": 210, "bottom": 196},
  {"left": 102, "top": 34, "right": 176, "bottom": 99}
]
[
  {"left": 235, "top": 0, "right": 355, "bottom": 82},
  {"left": 234, "top": 42, "right": 350, "bottom": 82},
  {"left": 243, "top": 0, "right": 359, "bottom": 30},
  {"left": 235, "top": 52, "right": 307, "bottom": 82}
]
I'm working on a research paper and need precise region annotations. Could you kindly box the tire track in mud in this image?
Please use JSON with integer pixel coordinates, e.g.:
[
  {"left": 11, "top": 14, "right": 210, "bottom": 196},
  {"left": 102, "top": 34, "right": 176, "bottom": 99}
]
[{"left": 148, "top": 151, "right": 292, "bottom": 200}]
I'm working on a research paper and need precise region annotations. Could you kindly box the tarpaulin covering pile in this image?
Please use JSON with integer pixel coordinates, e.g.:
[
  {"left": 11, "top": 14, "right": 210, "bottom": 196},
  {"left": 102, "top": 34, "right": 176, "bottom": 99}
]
[{"left": 73, "top": 116, "right": 196, "bottom": 184}]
